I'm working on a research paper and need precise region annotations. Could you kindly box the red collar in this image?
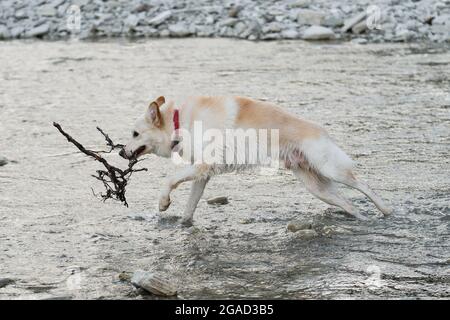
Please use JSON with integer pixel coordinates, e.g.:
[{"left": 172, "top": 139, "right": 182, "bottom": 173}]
[
  {"left": 173, "top": 109, "right": 180, "bottom": 131},
  {"left": 171, "top": 109, "right": 181, "bottom": 151}
]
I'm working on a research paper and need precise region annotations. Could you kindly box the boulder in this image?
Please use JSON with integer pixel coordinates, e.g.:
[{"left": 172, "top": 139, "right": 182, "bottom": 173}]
[
  {"left": 341, "top": 11, "right": 367, "bottom": 33},
  {"left": 302, "top": 26, "right": 335, "bottom": 40},
  {"left": 148, "top": 10, "right": 172, "bottom": 26},
  {"left": 26, "top": 23, "right": 50, "bottom": 37},
  {"left": 297, "top": 9, "right": 326, "bottom": 26},
  {"left": 131, "top": 271, "right": 177, "bottom": 296}
]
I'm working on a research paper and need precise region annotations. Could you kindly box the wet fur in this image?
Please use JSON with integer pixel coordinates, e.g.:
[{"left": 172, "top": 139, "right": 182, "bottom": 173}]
[{"left": 122, "top": 96, "right": 392, "bottom": 225}]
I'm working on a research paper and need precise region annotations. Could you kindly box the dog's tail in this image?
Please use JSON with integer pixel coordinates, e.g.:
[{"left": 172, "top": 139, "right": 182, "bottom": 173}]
[{"left": 298, "top": 136, "right": 354, "bottom": 180}]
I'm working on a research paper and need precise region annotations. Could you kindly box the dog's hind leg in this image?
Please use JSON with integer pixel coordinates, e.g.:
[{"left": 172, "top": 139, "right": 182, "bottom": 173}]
[
  {"left": 332, "top": 171, "right": 392, "bottom": 216},
  {"left": 180, "top": 177, "right": 210, "bottom": 226},
  {"left": 293, "top": 169, "right": 369, "bottom": 220}
]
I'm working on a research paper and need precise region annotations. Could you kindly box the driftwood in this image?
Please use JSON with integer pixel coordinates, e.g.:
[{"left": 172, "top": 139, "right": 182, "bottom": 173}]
[{"left": 53, "top": 122, "right": 147, "bottom": 207}]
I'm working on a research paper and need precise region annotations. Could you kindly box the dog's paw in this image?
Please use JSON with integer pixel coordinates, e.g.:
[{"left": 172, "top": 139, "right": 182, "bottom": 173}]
[
  {"left": 180, "top": 217, "right": 193, "bottom": 227},
  {"left": 158, "top": 196, "right": 171, "bottom": 212}
]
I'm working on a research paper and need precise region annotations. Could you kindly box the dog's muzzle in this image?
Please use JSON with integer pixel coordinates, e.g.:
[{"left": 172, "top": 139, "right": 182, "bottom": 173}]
[{"left": 119, "top": 148, "right": 127, "bottom": 159}]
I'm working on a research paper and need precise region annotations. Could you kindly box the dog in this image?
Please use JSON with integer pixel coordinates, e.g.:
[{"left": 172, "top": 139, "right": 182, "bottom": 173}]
[{"left": 120, "top": 95, "right": 392, "bottom": 226}]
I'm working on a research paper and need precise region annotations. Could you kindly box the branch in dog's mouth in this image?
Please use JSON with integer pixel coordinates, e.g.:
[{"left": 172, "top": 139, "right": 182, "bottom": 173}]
[{"left": 53, "top": 122, "right": 147, "bottom": 207}]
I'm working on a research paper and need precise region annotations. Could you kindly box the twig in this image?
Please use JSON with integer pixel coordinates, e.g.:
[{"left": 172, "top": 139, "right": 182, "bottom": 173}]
[{"left": 53, "top": 122, "right": 147, "bottom": 207}]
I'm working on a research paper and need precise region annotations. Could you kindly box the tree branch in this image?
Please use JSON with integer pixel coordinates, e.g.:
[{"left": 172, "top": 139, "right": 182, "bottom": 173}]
[{"left": 53, "top": 122, "right": 147, "bottom": 207}]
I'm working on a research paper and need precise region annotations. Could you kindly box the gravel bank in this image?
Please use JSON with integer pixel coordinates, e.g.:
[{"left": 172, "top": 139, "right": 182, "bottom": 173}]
[{"left": 0, "top": 0, "right": 449, "bottom": 42}]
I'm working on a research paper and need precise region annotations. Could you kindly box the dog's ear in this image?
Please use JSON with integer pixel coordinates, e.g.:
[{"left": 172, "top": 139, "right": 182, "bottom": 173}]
[
  {"left": 147, "top": 101, "right": 163, "bottom": 127},
  {"left": 155, "top": 96, "right": 165, "bottom": 107}
]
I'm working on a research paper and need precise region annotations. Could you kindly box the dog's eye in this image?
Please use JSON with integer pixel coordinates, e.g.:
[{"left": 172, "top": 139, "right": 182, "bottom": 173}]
[{"left": 133, "top": 131, "right": 139, "bottom": 138}]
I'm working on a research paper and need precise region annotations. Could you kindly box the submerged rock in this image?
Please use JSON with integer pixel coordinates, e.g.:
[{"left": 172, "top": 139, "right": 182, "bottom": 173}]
[
  {"left": 131, "top": 270, "right": 177, "bottom": 297},
  {"left": 287, "top": 220, "right": 312, "bottom": 232},
  {"left": 295, "top": 229, "right": 318, "bottom": 240},
  {"left": 207, "top": 196, "right": 229, "bottom": 205},
  {"left": 0, "top": 278, "right": 15, "bottom": 288},
  {"left": 0, "top": 156, "right": 8, "bottom": 166}
]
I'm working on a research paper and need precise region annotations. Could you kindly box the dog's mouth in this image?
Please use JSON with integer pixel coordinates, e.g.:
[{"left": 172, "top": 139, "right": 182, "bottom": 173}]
[{"left": 132, "top": 145, "right": 146, "bottom": 159}]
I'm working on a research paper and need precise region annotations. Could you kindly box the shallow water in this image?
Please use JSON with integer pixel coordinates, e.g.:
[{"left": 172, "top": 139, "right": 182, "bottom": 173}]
[{"left": 0, "top": 39, "right": 449, "bottom": 299}]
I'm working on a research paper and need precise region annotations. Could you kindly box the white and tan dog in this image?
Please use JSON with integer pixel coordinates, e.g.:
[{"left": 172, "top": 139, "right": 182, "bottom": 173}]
[{"left": 120, "top": 96, "right": 391, "bottom": 225}]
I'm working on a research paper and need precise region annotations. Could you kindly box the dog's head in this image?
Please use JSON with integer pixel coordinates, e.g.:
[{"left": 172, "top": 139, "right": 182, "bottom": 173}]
[{"left": 119, "top": 96, "right": 167, "bottom": 159}]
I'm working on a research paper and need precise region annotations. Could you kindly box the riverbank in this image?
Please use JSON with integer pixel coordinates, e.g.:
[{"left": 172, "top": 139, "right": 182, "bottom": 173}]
[{"left": 0, "top": 0, "right": 449, "bottom": 43}]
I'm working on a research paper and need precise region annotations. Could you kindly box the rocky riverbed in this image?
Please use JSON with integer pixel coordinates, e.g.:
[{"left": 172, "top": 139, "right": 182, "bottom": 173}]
[
  {"left": 0, "top": 39, "right": 449, "bottom": 299},
  {"left": 0, "top": 0, "right": 449, "bottom": 42}
]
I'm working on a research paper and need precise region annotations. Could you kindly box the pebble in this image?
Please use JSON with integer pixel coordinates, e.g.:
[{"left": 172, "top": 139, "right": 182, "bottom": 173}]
[
  {"left": 206, "top": 196, "right": 229, "bottom": 205},
  {"left": 287, "top": 220, "right": 312, "bottom": 232},
  {"left": 131, "top": 270, "right": 177, "bottom": 297}
]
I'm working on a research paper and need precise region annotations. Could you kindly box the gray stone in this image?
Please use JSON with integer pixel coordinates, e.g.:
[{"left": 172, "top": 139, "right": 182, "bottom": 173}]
[
  {"left": 14, "top": 9, "right": 27, "bottom": 19},
  {"left": 37, "top": 5, "right": 57, "bottom": 17},
  {"left": 131, "top": 270, "right": 177, "bottom": 296},
  {"left": 322, "top": 16, "right": 344, "bottom": 28},
  {"left": 288, "top": 0, "right": 311, "bottom": 8},
  {"left": 302, "top": 26, "right": 335, "bottom": 40},
  {"left": 233, "top": 21, "right": 247, "bottom": 36},
  {"left": 295, "top": 229, "right": 318, "bottom": 240},
  {"left": 341, "top": 11, "right": 367, "bottom": 33},
  {"left": 352, "top": 20, "right": 367, "bottom": 34},
  {"left": 0, "top": 25, "right": 10, "bottom": 39},
  {"left": 10, "top": 26, "right": 24, "bottom": 38},
  {"left": 219, "top": 18, "right": 238, "bottom": 27},
  {"left": 351, "top": 38, "right": 368, "bottom": 45},
  {"left": 148, "top": 10, "right": 172, "bottom": 26},
  {"left": 124, "top": 14, "right": 139, "bottom": 28},
  {"left": 0, "top": 278, "right": 14, "bottom": 288},
  {"left": 159, "top": 28, "right": 170, "bottom": 37},
  {"left": 262, "top": 22, "right": 283, "bottom": 33},
  {"left": 168, "top": 23, "right": 191, "bottom": 37},
  {"left": 72, "top": 0, "right": 89, "bottom": 6},
  {"left": 207, "top": 196, "right": 229, "bottom": 205},
  {"left": 262, "top": 32, "right": 281, "bottom": 40},
  {"left": 394, "top": 28, "right": 415, "bottom": 41},
  {"left": 50, "top": 0, "right": 66, "bottom": 8},
  {"left": 433, "top": 15, "right": 450, "bottom": 26},
  {"left": 281, "top": 28, "right": 299, "bottom": 39},
  {"left": 297, "top": 9, "right": 325, "bottom": 25},
  {"left": 287, "top": 220, "right": 312, "bottom": 232},
  {"left": 26, "top": 23, "right": 50, "bottom": 37}
]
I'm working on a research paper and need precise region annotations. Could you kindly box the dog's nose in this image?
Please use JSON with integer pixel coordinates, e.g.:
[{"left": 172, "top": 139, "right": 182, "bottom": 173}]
[{"left": 119, "top": 149, "right": 127, "bottom": 159}]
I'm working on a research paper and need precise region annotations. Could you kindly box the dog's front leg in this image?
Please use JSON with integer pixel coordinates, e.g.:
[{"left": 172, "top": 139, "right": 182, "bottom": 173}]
[
  {"left": 158, "top": 164, "right": 210, "bottom": 213},
  {"left": 180, "top": 177, "right": 210, "bottom": 226}
]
